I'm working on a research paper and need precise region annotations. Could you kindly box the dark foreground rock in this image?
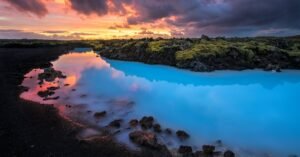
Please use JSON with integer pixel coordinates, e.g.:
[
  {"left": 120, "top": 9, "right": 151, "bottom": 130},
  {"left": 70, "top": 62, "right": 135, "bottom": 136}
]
[
  {"left": 94, "top": 111, "right": 107, "bottom": 118},
  {"left": 224, "top": 150, "right": 235, "bottom": 157},
  {"left": 178, "top": 145, "right": 193, "bottom": 155},
  {"left": 176, "top": 130, "right": 190, "bottom": 140},
  {"left": 0, "top": 48, "right": 137, "bottom": 157},
  {"left": 202, "top": 145, "right": 215, "bottom": 155},
  {"left": 129, "top": 131, "right": 158, "bottom": 148},
  {"left": 129, "top": 119, "right": 139, "bottom": 127},
  {"left": 139, "top": 116, "right": 154, "bottom": 130}
]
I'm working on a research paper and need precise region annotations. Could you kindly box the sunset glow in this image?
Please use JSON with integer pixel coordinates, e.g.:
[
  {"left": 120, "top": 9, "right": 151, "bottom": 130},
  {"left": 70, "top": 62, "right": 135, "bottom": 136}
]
[{"left": 0, "top": 0, "right": 300, "bottom": 39}]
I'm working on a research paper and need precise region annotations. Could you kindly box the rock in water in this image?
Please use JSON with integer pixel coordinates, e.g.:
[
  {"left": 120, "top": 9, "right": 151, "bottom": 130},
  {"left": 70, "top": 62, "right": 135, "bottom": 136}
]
[
  {"left": 153, "top": 124, "right": 162, "bottom": 133},
  {"left": 202, "top": 145, "right": 215, "bottom": 155},
  {"left": 176, "top": 130, "right": 190, "bottom": 140},
  {"left": 178, "top": 145, "right": 193, "bottom": 154},
  {"left": 129, "top": 131, "right": 158, "bottom": 148},
  {"left": 108, "top": 119, "right": 122, "bottom": 128},
  {"left": 224, "top": 150, "right": 235, "bottom": 157},
  {"left": 139, "top": 116, "right": 154, "bottom": 129},
  {"left": 94, "top": 111, "right": 107, "bottom": 118},
  {"left": 129, "top": 119, "right": 139, "bottom": 127}
]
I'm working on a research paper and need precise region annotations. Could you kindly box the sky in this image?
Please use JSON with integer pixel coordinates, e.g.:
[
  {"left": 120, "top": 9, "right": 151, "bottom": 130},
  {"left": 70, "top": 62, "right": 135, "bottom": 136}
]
[{"left": 0, "top": 0, "right": 300, "bottom": 40}]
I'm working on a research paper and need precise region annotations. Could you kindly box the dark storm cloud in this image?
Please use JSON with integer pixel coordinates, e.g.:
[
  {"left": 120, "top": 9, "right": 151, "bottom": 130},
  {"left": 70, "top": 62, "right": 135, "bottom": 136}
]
[
  {"left": 69, "top": 0, "right": 109, "bottom": 16},
  {"left": 3, "top": 0, "right": 48, "bottom": 17},
  {"left": 64, "top": 0, "right": 300, "bottom": 36}
]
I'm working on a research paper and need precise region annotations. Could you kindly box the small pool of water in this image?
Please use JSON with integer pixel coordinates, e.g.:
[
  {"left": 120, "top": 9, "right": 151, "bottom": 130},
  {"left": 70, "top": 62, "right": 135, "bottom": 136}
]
[{"left": 21, "top": 51, "right": 300, "bottom": 157}]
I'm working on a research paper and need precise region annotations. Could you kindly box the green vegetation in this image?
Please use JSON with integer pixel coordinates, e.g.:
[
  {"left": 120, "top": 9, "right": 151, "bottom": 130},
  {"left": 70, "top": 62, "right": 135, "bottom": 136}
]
[
  {"left": 1, "top": 36, "right": 300, "bottom": 59},
  {"left": 147, "top": 40, "right": 170, "bottom": 53}
]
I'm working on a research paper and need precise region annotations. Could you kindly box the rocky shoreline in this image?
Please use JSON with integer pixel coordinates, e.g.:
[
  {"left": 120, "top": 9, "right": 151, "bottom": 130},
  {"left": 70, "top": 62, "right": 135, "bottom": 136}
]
[
  {"left": 98, "top": 38, "right": 300, "bottom": 72},
  {"left": 25, "top": 66, "right": 236, "bottom": 157}
]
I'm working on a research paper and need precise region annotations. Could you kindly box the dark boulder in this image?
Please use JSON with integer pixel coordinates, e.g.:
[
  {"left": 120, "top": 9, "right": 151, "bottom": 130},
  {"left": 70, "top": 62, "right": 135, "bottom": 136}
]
[
  {"left": 37, "top": 90, "right": 55, "bottom": 98},
  {"left": 224, "top": 150, "right": 235, "bottom": 157},
  {"left": 165, "top": 128, "right": 172, "bottom": 135},
  {"left": 43, "top": 96, "right": 60, "bottom": 101},
  {"left": 176, "top": 130, "right": 190, "bottom": 140},
  {"left": 129, "top": 131, "right": 158, "bottom": 148},
  {"left": 139, "top": 116, "right": 154, "bottom": 130},
  {"left": 38, "top": 67, "right": 66, "bottom": 82},
  {"left": 108, "top": 119, "right": 123, "bottom": 128},
  {"left": 94, "top": 111, "right": 107, "bottom": 118},
  {"left": 153, "top": 124, "right": 162, "bottom": 133},
  {"left": 47, "top": 86, "right": 60, "bottom": 91},
  {"left": 178, "top": 145, "right": 193, "bottom": 154},
  {"left": 202, "top": 145, "right": 215, "bottom": 155},
  {"left": 190, "top": 61, "right": 210, "bottom": 72},
  {"left": 129, "top": 119, "right": 139, "bottom": 127}
]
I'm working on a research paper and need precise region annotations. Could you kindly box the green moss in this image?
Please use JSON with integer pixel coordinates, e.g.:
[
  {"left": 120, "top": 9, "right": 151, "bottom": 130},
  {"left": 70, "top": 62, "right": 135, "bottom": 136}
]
[
  {"left": 175, "top": 40, "right": 230, "bottom": 60},
  {"left": 287, "top": 43, "right": 300, "bottom": 56},
  {"left": 147, "top": 40, "right": 170, "bottom": 53}
]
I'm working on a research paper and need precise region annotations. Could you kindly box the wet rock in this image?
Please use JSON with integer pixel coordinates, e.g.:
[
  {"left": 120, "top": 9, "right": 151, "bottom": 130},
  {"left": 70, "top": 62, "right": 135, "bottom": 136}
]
[
  {"left": 108, "top": 119, "right": 123, "bottom": 128},
  {"left": 264, "top": 64, "right": 281, "bottom": 72},
  {"left": 202, "top": 145, "right": 215, "bottom": 155},
  {"left": 47, "top": 86, "right": 60, "bottom": 91},
  {"left": 37, "top": 90, "right": 55, "bottom": 98},
  {"left": 224, "top": 150, "right": 235, "bottom": 157},
  {"left": 129, "top": 131, "right": 158, "bottom": 148},
  {"left": 178, "top": 145, "right": 193, "bottom": 154},
  {"left": 139, "top": 116, "right": 154, "bottom": 130},
  {"left": 38, "top": 67, "right": 66, "bottom": 82},
  {"left": 176, "top": 130, "right": 190, "bottom": 140},
  {"left": 43, "top": 96, "right": 60, "bottom": 101},
  {"left": 94, "top": 111, "right": 106, "bottom": 118},
  {"left": 129, "top": 119, "right": 139, "bottom": 127},
  {"left": 190, "top": 61, "right": 210, "bottom": 72},
  {"left": 275, "top": 65, "right": 281, "bottom": 72},
  {"left": 165, "top": 128, "right": 172, "bottom": 135},
  {"left": 153, "top": 124, "right": 162, "bottom": 133}
]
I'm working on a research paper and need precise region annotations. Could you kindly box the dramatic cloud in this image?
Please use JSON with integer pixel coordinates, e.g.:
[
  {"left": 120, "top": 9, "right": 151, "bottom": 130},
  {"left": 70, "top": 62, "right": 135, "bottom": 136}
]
[
  {"left": 68, "top": 0, "right": 300, "bottom": 36},
  {"left": 3, "top": 0, "right": 48, "bottom": 17},
  {"left": 0, "top": 0, "right": 300, "bottom": 38},
  {"left": 69, "top": 0, "right": 109, "bottom": 16}
]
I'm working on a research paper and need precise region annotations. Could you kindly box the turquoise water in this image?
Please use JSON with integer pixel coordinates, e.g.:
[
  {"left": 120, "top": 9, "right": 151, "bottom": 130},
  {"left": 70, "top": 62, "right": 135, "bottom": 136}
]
[{"left": 21, "top": 52, "right": 300, "bottom": 157}]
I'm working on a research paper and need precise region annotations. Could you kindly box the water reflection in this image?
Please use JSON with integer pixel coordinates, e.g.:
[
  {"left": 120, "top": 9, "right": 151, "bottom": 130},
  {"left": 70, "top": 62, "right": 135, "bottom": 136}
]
[{"left": 21, "top": 51, "right": 300, "bottom": 157}]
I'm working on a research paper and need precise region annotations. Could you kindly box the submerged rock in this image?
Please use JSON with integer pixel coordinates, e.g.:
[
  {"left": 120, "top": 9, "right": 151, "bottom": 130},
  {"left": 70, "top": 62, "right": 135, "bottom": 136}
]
[
  {"left": 202, "top": 145, "right": 215, "bottom": 155},
  {"left": 224, "top": 150, "right": 235, "bottom": 157},
  {"left": 129, "top": 119, "right": 139, "bottom": 128},
  {"left": 37, "top": 90, "right": 55, "bottom": 98},
  {"left": 165, "top": 128, "right": 172, "bottom": 135},
  {"left": 108, "top": 119, "right": 123, "bottom": 128},
  {"left": 176, "top": 130, "right": 190, "bottom": 140},
  {"left": 178, "top": 145, "right": 193, "bottom": 154},
  {"left": 129, "top": 131, "right": 158, "bottom": 148},
  {"left": 139, "top": 116, "right": 154, "bottom": 130},
  {"left": 43, "top": 96, "right": 60, "bottom": 101},
  {"left": 153, "top": 124, "right": 162, "bottom": 133},
  {"left": 47, "top": 86, "right": 60, "bottom": 91},
  {"left": 94, "top": 111, "right": 107, "bottom": 118}
]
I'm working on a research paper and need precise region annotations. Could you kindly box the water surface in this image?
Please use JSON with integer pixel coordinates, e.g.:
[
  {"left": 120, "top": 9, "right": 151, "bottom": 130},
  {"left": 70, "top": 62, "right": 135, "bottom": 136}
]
[{"left": 21, "top": 51, "right": 300, "bottom": 157}]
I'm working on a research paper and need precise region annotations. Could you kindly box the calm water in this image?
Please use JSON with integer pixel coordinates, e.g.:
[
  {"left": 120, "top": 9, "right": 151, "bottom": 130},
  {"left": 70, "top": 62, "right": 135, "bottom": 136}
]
[{"left": 21, "top": 51, "right": 300, "bottom": 157}]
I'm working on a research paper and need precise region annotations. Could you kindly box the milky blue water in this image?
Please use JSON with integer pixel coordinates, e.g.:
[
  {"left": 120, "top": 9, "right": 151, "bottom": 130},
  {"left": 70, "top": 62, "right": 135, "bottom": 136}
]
[{"left": 21, "top": 52, "right": 300, "bottom": 157}]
